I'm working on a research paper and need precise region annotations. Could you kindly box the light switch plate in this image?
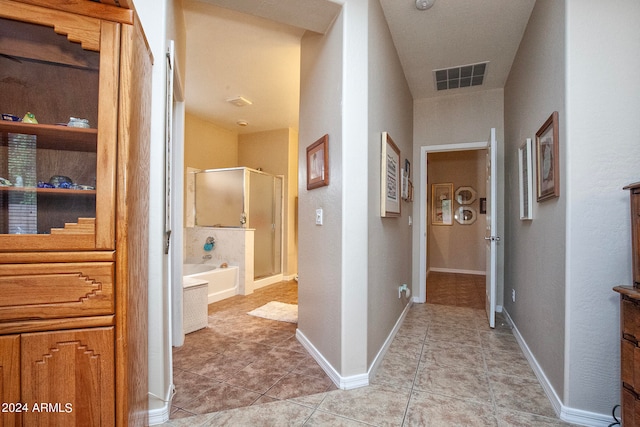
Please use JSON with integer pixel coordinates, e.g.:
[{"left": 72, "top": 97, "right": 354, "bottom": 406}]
[{"left": 316, "top": 208, "right": 323, "bottom": 225}]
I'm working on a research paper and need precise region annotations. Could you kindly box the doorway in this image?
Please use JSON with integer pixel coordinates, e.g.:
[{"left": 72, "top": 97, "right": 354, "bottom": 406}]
[{"left": 418, "top": 141, "right": 495, "bottom": 314}]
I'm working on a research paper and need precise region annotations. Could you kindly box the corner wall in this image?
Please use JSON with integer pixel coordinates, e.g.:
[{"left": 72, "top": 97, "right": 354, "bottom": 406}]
[
  {"left": 298, "top": 9, "right": 345, "bottom": 373},
  {"left": 503, "top": 0, "right": 567, "bottom": 406},
  {"left": 504, "top": 0, "right": 640, "bottom": 420},
  {"left": 131, "top": 0, "right": 186, "bottom": 421},
  {"left": 367, "top": 0, "right": 413, "bottom": 367}
]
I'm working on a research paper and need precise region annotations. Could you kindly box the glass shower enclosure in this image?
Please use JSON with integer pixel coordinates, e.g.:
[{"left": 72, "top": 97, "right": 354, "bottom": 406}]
[{"left": 193, "top": 167, "right": 283, "bottom": 280}]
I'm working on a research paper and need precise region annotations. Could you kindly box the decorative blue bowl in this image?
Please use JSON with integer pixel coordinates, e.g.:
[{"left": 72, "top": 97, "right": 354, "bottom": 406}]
[{"left": 1, "top": 114, "right": 20, "bottom": 122}]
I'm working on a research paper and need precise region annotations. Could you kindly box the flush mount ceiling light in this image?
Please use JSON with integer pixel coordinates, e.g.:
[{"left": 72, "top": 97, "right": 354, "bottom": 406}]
[
  {"left": 226, "top": 96, "right": 252, "bottom": 107},
  {"left": 433, "top": 62, "right": 488, "bottom": 91},
  {"left": 415, "top": 0, "right": 435, "bottom": 10}
]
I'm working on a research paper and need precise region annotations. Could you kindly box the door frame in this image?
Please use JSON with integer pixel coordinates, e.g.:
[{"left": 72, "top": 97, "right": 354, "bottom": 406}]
[{"left": 418, "top": 142, "right": 488, "bottom": 304}]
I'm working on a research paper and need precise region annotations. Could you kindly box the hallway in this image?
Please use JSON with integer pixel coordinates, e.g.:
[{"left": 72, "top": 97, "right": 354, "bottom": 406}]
[{"left": 163, "top": 275, "right": 571, "bottom": 426}]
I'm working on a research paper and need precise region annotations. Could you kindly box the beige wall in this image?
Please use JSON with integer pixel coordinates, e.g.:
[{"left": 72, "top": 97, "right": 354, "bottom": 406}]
[
  {"left": 427, "top": 150, "right": 486, "bottom": 273},
  {"left": 238, "top": 129, "right": 288, "bottom": 172},
  {"left": 366, "top": 0, "right": 414, "bottom": 368},
  {"left": 238, "top": 129, "right": 299, "bottom": 277},
  {"left": 413, "top": 88, "right": 505, "bottom": 306},
  {"left": 184, "top": 113, "right": 238, "bottom": 170},
  {"left": 503, "top": 0, "right": 566, "bottom": 402}
]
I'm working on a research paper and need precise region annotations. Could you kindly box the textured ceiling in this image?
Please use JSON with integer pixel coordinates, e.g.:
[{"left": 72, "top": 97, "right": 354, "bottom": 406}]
[
  {"left": 379, "top": 0, "right": 535, "bottom": 99},
  {"left": 182, "top": 0, "right": 534, "bottom": 134}
]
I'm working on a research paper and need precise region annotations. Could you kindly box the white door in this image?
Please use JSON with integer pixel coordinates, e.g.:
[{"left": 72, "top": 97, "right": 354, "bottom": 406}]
[{"left": 485, "top": 128, "right": 498, "bottom": 328}]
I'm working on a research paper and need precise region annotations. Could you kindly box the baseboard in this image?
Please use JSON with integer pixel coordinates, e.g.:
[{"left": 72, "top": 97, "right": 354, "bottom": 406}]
[
  {"left": 429, "top": 267, "right": 486, "bottom": 275},
  {"left": 502, "top": 309, "right": 613, "bottom": 427},
  {"left": 295, "top": 302, "right": 413, "bottom": 390},
  {"left": 253, "top": 274, "right": 283, "bottom": 290},
  {"left": 147, "top": 384, "right": 175, "bottom": 426},
  {"left": 368, "top": 300, "right": 413, "bottom": 381},
  {"left": 296, "top": 329, "right": 369, "bottom": 390}
]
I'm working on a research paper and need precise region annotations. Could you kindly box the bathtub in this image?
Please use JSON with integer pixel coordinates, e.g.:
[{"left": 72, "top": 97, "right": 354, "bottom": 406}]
[{"left": 183, "top": 264, "right": 239, "bottom": 304}]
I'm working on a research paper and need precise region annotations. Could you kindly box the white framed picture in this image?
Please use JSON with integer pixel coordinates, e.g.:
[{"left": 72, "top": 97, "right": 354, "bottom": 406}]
[
  {"left": 381, "top": 132, "right": 401, "bottom": 217},
  {"left": 519, "top": 138, "right": 534, "bottom": 220}
]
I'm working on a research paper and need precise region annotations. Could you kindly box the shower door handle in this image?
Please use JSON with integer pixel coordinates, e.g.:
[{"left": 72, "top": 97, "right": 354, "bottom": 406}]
[{"left": 164, "top": 230, "right": 171, "bottom": 254}]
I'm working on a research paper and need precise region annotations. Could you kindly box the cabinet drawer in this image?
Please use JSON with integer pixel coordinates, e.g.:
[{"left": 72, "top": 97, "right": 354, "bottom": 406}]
[
  {"left": 623, "top": 339, "right": 636, "bottom": 387},
  {"left": 622, "top": 339, "right": 640, "bottom": 390},
  {"left": 0, "top": 263, "right": 114, "bottom": 321},
  {"left": 623, "top": 298, "right": 640, "bottom": 342},
  {"left": 623, "top": 386, "right": 640, "bottom": 427}
]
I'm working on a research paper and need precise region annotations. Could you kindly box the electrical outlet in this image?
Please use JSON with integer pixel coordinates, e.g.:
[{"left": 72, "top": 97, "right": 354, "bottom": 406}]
[{"left": 512, "top": 289, "right": 516, "bottom": 303}]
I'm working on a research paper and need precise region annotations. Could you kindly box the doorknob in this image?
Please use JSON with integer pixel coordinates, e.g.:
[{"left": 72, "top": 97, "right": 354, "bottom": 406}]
[{"left": 484, "top": 236, "right": 501, "bottom": 241}]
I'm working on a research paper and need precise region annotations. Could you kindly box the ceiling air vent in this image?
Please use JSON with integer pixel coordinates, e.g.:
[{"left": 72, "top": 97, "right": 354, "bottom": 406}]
[{"left": 434, "top": 62, "right": 488, "bottom": 91}]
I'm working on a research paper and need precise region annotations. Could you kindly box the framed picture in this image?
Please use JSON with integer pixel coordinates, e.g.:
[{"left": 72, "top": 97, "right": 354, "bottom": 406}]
[
  {"left": 380, "top": 132, "right": 401, "bottom": 217},
  {"left": 519, "top": 138, "right": 534, "bottom": 219},
  {"left": 307, "top": 134, "right": 329, "bottom": 190},
  {"left": 536, "top": 112, "right": 560, "bottom": 201},
  {"left": 431, "top": 183, "right": 453, "bottom": 225}
]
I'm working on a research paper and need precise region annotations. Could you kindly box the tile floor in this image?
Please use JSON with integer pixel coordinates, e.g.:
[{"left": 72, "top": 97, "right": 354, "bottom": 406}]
[{"left": 163, "top": 274, "right": 573, "bottom": 426}]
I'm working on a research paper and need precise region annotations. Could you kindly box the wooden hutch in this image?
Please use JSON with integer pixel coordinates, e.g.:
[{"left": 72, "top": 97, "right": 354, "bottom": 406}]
[
  {"left": 0, "top": 0, "right": 152, "bottom": 425},
  {"left": 614, "top": 182, "right": 640, "bottom": 426}
]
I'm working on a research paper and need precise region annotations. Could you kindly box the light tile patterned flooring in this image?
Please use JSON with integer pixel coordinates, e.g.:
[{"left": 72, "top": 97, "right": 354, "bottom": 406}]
[{"left": 163, "top": 273, "right": 573, "bottom": 426}]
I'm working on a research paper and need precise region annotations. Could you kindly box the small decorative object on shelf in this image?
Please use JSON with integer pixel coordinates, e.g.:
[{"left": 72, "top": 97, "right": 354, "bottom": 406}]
[
  {"left": 22, "top": 111, "right": 38, "bottom": 123},
  {"left": 1, "top": 113, "right": 20, "bottom": 121},
  {"left": 68, "top": 117, "right": 90, "bottom": 128}
]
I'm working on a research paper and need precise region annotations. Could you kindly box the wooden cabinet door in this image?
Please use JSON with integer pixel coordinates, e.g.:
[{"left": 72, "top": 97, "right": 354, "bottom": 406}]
[
  {"left": 0, "top": 335, "right": 20, "bottom": 427},
  {"left": 0, "top": 1, "right": 120, "bottom": 251},
  {"left": 21, "top": 328, "right": 114, "bottom": 427}
]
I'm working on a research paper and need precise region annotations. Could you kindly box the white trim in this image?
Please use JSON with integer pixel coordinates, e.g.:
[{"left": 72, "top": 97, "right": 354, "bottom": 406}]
[
  {"left": 253, "top": 273, "right": 284, "bottom": 290},
  {"left": 418, "top": 142, "right": 488, "bottom": 305},
  {"left": 147, "top": 384, "right": 175, "bottom": 426},
  {"left": 502, "top": 309, "right": 612, "bottom": 427},
  {"left": 296, "top": 329, "right": 369, "bottom": 390},
  {"left": 429, "top": 267, "right": 486, "bottom": 276},
  {"left": 368, "top": 301, "right": 413, "bottom": 381},
  {"left": 296, "top": 301, "right": 413, "bottom": 390}
]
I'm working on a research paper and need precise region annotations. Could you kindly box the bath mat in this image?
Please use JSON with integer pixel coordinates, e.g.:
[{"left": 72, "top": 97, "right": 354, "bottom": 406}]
[{"left": 248, "top": 301, "right": 298, "bottom": 323}]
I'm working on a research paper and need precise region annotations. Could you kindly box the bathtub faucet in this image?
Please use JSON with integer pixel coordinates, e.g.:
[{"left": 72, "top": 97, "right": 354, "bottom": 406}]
[{"left": 202, "top": 254, "right": 212, "bottom": 260}]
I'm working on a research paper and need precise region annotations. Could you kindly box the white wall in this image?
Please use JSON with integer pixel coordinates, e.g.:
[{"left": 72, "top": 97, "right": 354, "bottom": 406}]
[
  {"left": 134, "top": 0, "right": 170, "bottom": 415},
  {"left": 564, "top": 0, "right": 640, "bottom": 415},
  {"left": 133, "top": 0, "right": 186, "bottom": 421},
  {"left": 367, "top": 0, "right": 413, "bottom": 366},
  {"left": 504, "top": 0, "right": 567, "bottom": 409}
]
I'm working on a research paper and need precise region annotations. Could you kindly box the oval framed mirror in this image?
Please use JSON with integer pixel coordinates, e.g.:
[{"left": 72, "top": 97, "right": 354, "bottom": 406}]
[
  {"left": 454, "top": 206, "right": 477, "bottom": 225},
  {"left": 455, "top": 186, "right": 477, "bottom": 205}
]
